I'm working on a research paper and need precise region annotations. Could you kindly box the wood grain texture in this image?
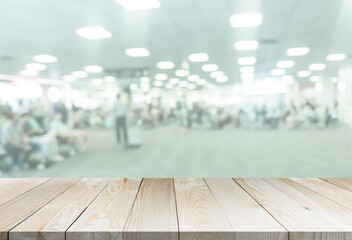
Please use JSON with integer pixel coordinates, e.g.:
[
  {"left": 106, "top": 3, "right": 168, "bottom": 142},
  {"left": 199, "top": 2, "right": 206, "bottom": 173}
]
[
  {"left": 205, "top": 178, "right": 288, "bottom": 240},
  {"left": 9, "top": 178, "right": 109, "bottom": 240},
  {"left": 123, "top": 178, "right": 178, "bottom": 240},
  {"left": 175, "top": 178, "right": 234, "bottom": 240},
  {"left": 0, "top": 178, "right": 50, "bottom": 207},
  {"left": 67, "top": 178, "right": 142, "bottom": 240},
  {"left": 292, "top": 178, "right": 352, "bottom": 210},
  {"left": 0, "top": 178, "right": 79, "bottom": 240},
  {"left": 321, "top": 178, "right": 352, "bottom": 192},
  {"left": 235, "top": 178, "right": 352, "bottom": 240}
]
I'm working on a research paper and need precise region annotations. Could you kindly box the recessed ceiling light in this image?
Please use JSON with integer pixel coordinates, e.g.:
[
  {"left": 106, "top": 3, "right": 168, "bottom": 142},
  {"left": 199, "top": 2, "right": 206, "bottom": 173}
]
[
  {"left": 63, "top": 75, "right": 76, "bottom": 82},
  {"left": 155, "top": 73, "right": 168, "bottom": 80},
  {"left": 170, "top": 78, "right": 180, "bottom": 84},
  {"left": 234, "top": 41, "right": 259, "bottom": 51},
  {"left": 188, "top": 53, "right": 209, "bottom": 62},
  {"left": 216, "top": 76, "right": 229, "bottom": 83},
  {"left": 188, "top": 75, "right": 200, "bottom": 82},
  {"left": 286, "top": 48, "right": 310, "bottom": 56},
  {"left": 202, "top": 64, "right": 218, "bottom": 72},
  {"left": 72, "top": 71, "right": 88, "bottom": 78},
  {"left": 104, "top": 76, "right": 116, "bottom": 82},
  {"left": 240, "top": 66, "right": 255, "bottom": 73},
  {"left": 297, "top": 71, "right": 311, "bottom": 77},
  {"left": 33, "top": 55, "right": 58, "bottom": 63},
  {"left": 76, "top": 26, "right": 112, "bottom": 39},
  {"left": 211, "top": 71, "right": 224, "bottom": 78},
  {"left": 125, "top": 48, "right": 150, "bottom": 57},
  {"left": 282, "top": 75, "right": 295, "bottom": 85},
  {"left": 309, "top": 64, "right": 326, "bottom": 71},
  {"left": 84, "top": 65, "right": 103, "bottom": 73},
  {"left": 92, "top": 79, "right": 103, "bottom": 85},
  {"left": 25, "top": 63, "right": 47, "bottom": 71},
  {"left": 238, "top": 57, "right": 257, "bottom": 65},
  {"left": 326, "top": 53, "right": 347, "bottom": 61},
  {"left": 315, "top": 82, "right": 323, "bottom": 92},
  {"left": 115, "top": 0, "right": 161, "bottom": 10},
  {"left": 271, "top": 69, "right": 286, "bottom": 76},
  {"left": 230, "top": 13, "right": 263, "bottom": 28},
  {"left": 276, "top": 61, "right": 295, "bottom": 69},
  {"left": 154, "top": 80, "right": 164, "bottom": 87},
  {"left": 19, "top": 69, "right": 38, "bottom": 77},
  {"left": 310, "top": 76, "right": 321, "bottom": 82},
  {"left": 157, "top": 61, "right": 175, "bottom": 69},
  {"left": 175, "top": 69, "right": 190, "bottom": 77}
]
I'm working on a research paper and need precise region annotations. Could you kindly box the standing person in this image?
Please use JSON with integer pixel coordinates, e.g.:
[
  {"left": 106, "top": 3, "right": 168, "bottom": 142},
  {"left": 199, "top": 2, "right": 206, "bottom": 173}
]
[{"left": 114, "top": 94, "right": 128, "bottom": 146}]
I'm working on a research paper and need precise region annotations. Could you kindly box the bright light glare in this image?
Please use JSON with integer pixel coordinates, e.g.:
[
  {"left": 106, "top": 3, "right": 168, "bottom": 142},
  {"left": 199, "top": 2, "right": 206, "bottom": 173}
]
[
  {"left": 241, "top": 73, "right": 253, "bottom": 80},
  {"left": 238, "top": 57, "right": 256, "bottom": 65},
  {"left": 154, "top": 80, "right": 163, "bottom": 87},
  {"left": 282, "top": 76, "right": 295, "bottom": 85},
  {"left": 188, "top": 53, "right": 209, "bottom": 62},
  {"left": 211, "top": 71, "right": 224, "bottom": 78},
  {"left": 234, "top": 41, "right": 259, "bottom": 51},
  {"left": 155, "top": 73, "right": 168, "bottom": 80},
  {"left": 33, "top": 55, "right": 58, "bottom": 63},
  {"left": 230, "top": 13, "right": 263, "bottom": 28},
  {"left": 25, "top": 63, "right": 47, "bottom": 71},
  {"left": 170, "top": 78, "right": 180, "bottom": 84},
  {"left": 180, "top": 81, "right": 189, "bottom": 87},
  {"left": 326, "top": 53, "right": 347, "bottom": 61},
  {"left": 188, "top": 75, "right": 200, "bottom": 82},
  {"left": 331, "top": 77, "right": 338, "bottom": 83},
  {"left": 310, "top": 76, "right": 321, "bottom": 82},
  {"left": 271, "top": 69, "right": 286, "bottom": 76},
  {"left": 125, "top": 48, "right": 150, "bottom": 57},
  {"left": 286, "top": 48, "right": 310, "bottom": 56},
  {"left": 76, "top": 26, "right": 112, "bottom": 39},
  {"left": 175, "top": 69, "right": 190, "bottom": 77},
  {"left": 104, "top": 76, "right": 116, "bottom": 82},
  {"left": 84, "top": 65, "right": 103, "bottom": 73},
  {"left": 233, "top": 85, "right": 242, "bottom": 93},
  {"left": 91, "top": 79, "right": 104, "bottom": 85},
  {"left": 19, "top": 69, "right": 38, "bottom": 77},
  {"left": 338, "top": 82, "right": 347, "bottom": 92},
  {"left": 157, "top": 61, "right": 175, "bottom": 69},
  {"left": 115, "top": 0, "right": 161, "bottom": 10},
  {"left": 297, "top": 71, "right": 311, "bottom": 77},
  {"left": 315, "top": 82, "right": 323, "bottom": 92},
  {"left": 202, "top": 64, "right": 218, "bottom": 72},
  {"left": 276, "top": 61, "right": 295, "bottom": 69},
  {"left": 47, "top": 87, "right": 62, "bottom": 103},
  {"left": 240, "top": 67, "right": 255, "bottom": 73},
  {"left": 140, "top": 77, "right": 150, "bottom": 84},
  {"left": 72, "top": 71, "right": 88, "bottom": 78},
  {"left": 197, "top": 79, "right": 207, "bottom": 85},
  {"left": 309, "top": 64, "right": 326, "bottom": 71},
  {"left": 63, "top": 75, "right": 76, "bottom": 82},
  {"left": 216, "top": 76, "right": 229, "bottom": 83},
  {"left": 242, "top": 82, "right": 286, "bottom": 95}
]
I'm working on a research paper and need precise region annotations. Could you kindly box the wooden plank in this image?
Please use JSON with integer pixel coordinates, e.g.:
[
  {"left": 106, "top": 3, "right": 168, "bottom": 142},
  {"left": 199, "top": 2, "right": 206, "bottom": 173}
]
[
  {"left": 10, "top": 178, "right": 109, "bottom": 240},
  {"left": 67, "top": 178, "right": 142, "bottom": 240},
  {"left": 0, "top": 178, "right": 50, "bottom": 207},
  {"left": 0, "top": 178, "right": 79, "bottom": 240},
  {"left": 292, "top": 178, "right": 352, "bottom": 210},
  {"left": 321, "top": 178, "right": 352, "bottom": 192},
  {"left": 175, "top": 178, "right": 234, "bottom": 240},
  {"left": 205, "top": 178, "right": 288, "bottom": 240},
  {"left": 235, "top": 178, "right": 352, "bottom": 240},
  {"left": 123, "top": 178, "right": 178, "bottom": 240}
]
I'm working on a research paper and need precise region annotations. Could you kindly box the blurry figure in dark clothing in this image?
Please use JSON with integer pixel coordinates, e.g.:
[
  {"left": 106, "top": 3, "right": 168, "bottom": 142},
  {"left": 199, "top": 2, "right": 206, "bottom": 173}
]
[{"left": 53, "top": 101, "right": 68, "bottom": 124}]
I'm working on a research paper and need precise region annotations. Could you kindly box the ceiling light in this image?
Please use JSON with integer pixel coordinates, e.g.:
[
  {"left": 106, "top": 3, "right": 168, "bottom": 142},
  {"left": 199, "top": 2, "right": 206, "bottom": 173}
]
[
  {"left": 72, "top": 71, "right": 88, "bottom": 78},
  {"left": 211, "top": 71, "right": 224, "bottom": 78},
  {"left": 140, "top": 77, "right": 150, "bottom": 84},
  {"left": 25, "top": 63, "right": 47, "bottom": 71},
  {"left": 240, "top": 67, "right": 255, "bottom": 73},
  {"left": 180, "top": 81, "right": 189, "bottom": 87},
  {"left": 188, "top": 53, "right": 209, "bottom": 62},
  {"left": 315, "top": 82, "right": 323, "bottom": 92},
  {"left": 282, "top": 76, "right": 295, "bottom": 85},
  {"left": 197, "top": 79, "right": 207, "bottom": 85},
  {"left": 33, "top": 55, "right": 58, "bottom": 63},
  {"left": 241, "top": 73, "right": 253, "bottom": 80},
  {"left": 297, "top": 71, "right": 311, "bottom": 77},
  {"left": 130, "top": 83, "right": 139, "bottom": 90},
  {"left": 165, "top": 83, "right": 174, "bottom": 89},
  {"left": 271, "top": 69, "right": 286, "bottom": 76},
  {"left": 155, "top": 73, "right": 168, "bottom": 80},
  {"left": 91, "top": 79, "right": 103, "bottom": 85},
  {"left": 104, "top": 76, "right": 116, "bottom": 83},
  {"left": 188, "top": 75, "right": 200, "bottom": 82},
  {"left": 202, "top": 64, "right": 218, "bottom": 72},
  {"left": 154, "top": 80, "right": 163, "bottom": 87},
  {"left": 188, "top": 84, "right": 197, "bottom": 90},
  {"left": 234, "top": 41, "right": 259, "bottom": 51},
  {"left": 216, "top": 76, "right": 229, "bottom": 83},
  {"left": 238, "top": 57, "right": 256, "bottom": 65},
  {"left": 125, "top": 48, "right": 150, "bottom": 57},
  {"left": 156, "top": 61, "right": 175, "bottom": 69},
  {"left": 63, "top": 75, "right": 76, "bottom": 82},
  {"left": 326, "top": 53, "right": 347, "bottom": 61},
  {"left": 276, "top": 61, "right": 295, "bottom": 69},
  {"left": 175, "top": 69, "right": 190, "bottom": 77},
  {"left": 310, "top": 76, "right": 321, "bottom": 82},
  {"left": 286, "top": 47, "right": 309, "bottom": 56},
  {"left": 230, "top": 13, "right": 263, "bottom": 28},
  {"left": 76, "top": 26, "right": 112, "bottom": 39},
  {"left": 115, "top": 0, "right": 161, "bottom": 10},
  {"left": 84, "top": 65, "right": 103, "bottom": 73},
  {"left": 170, "top": 78, "right": 180, "bottom": 84},
  {"left": 309, "top": 64, "right": 326, "bottom": 71},
  {"left": 19, "top": 69, "right": 38, "bottom": 77}
]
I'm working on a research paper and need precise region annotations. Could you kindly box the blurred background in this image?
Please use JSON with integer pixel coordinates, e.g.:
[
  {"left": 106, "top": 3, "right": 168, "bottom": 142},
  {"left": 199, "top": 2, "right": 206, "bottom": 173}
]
[{"left": 0, "top": 0, "right": 351, "bottom": 177}]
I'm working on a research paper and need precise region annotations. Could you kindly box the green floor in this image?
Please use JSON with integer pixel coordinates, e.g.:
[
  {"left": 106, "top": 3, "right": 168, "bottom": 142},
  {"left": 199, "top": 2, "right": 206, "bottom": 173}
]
[{"left": 5, "top": 125, "right": 352, "bottom": 178}]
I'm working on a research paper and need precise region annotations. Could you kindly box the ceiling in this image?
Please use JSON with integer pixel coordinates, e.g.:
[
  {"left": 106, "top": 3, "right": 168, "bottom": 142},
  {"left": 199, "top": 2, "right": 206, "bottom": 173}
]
[{"left": 0, "top": 0, "right": 351, "bottom": 87}]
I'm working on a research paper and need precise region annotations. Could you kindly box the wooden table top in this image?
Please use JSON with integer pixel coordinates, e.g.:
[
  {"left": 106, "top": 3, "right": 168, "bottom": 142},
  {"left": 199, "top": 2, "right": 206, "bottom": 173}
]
[{"left": 0, "top": 178, "right": 351, "bottom": 240}]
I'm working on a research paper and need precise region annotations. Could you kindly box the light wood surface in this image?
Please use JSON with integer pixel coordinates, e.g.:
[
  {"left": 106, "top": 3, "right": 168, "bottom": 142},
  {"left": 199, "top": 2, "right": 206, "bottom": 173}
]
[
  {"left": 0, "top": 178, "right": 352, "bottom": 240},
  {"left": 67, "top": 178, "right": 142, "bottom": 240},
  {"left": 123, "top": 178, "right": 178, "bottom": 240},
  {"left": 175, "top": 178, "right": 234, "bottom": 240}
]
